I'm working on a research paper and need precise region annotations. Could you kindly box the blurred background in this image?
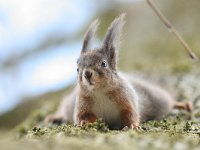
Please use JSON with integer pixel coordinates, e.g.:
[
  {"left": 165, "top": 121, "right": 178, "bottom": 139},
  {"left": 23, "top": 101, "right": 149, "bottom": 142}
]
[{"left": 0, "top": 0, "right": 199, "bottom": 129}]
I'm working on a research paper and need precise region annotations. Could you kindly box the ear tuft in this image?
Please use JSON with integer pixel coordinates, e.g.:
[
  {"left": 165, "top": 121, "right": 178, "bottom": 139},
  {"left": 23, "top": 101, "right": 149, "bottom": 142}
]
[
  {"left": 102, "top": 13, "right": 126, "bottom": 71},
  {"left": 81, "top": 19, "right": 99, "bottom": 54},
  {"left": 103, "top": 13, "right": 126, "bottom": 51}
]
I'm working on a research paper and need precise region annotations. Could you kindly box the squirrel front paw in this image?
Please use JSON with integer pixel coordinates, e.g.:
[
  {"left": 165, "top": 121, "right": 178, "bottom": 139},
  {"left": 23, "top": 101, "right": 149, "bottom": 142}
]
[
  {"left": 45, "top": 114, "right": 63, "bottom": 125},
  {"left": 76, "top": 120, "right": 95, "bottom": 127},
  {"left": 122, "top": 124, "right": 144, "bottom": 132},
  {"left": 76, "top": 112, "right": 97, "bottom": 126},
  {"left": 80, "top": 120, "right": 90, "bottom": 126}
]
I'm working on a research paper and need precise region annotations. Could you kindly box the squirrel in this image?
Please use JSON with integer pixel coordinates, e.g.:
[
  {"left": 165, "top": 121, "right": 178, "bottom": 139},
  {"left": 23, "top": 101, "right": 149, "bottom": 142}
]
[{"left": 45, "top": 13, "right": 192, "bottom": 130}]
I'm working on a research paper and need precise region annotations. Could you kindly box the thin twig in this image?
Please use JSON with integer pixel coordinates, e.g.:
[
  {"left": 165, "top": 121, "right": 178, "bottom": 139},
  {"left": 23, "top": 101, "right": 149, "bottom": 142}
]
[{"left": 146, "top": 0, "right": 198, "bottom": 60}]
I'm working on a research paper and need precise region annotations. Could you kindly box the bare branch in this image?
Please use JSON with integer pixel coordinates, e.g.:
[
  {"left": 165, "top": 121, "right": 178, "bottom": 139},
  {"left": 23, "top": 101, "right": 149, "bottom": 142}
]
[{"left": 146, "top": 0, "right": 198, "bottom": 60}]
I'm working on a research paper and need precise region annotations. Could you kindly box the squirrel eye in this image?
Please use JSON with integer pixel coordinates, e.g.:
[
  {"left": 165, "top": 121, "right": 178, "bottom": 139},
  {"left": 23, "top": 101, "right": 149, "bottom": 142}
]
[
  {"left": 101, "top": 61, "right": 107, "bottom": 68},
  {"left": 77, "top": 68, "right": 79, "bottom": 73}
]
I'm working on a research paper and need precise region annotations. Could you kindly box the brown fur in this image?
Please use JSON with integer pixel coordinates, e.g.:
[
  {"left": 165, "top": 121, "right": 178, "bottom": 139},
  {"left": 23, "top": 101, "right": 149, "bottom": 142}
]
[
  {"left": 75, "top": 90, "right": 95, "bottom": 125},
  {"left": 174, "top": 101, "right": 192, "bottom": 112},
  {"left": 77, "top": 112, "right": 97, "bottom": 124},
  {"left": 107, "top": 87, "right": 139, "bottom": 127},
  {"left": 121, "top": 109, "right": 139, "bottom": 128}
]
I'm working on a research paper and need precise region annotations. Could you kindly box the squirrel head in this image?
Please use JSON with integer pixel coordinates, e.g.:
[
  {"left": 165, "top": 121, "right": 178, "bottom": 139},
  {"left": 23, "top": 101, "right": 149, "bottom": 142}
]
[{"left": 77, "top": 13, "right": 126, "bottom": 91}]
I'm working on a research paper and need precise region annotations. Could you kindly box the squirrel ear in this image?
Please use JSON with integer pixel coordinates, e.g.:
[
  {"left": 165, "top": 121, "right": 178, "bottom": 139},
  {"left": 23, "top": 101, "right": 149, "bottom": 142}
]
[
  {"left": 81, "top": 19, "right": 99, "bottom": 54},
  {"left": 102, "top": 13, "right": 126, "bottom": 70}
]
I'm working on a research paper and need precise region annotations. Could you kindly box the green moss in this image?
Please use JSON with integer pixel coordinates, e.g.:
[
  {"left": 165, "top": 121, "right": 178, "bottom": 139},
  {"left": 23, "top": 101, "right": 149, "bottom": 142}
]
[
  {"left": 11, "top": 111, "right": 200, "bottom": 149},
  {"left": 25, "top": 119, "right": 110, "bottom": 139}
]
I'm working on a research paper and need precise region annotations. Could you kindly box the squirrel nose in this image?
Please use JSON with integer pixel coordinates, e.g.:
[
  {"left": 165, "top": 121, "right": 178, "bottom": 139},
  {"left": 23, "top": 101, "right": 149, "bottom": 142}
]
[{"left": 84, "top": 70, "right": 92, "bottom": 79}]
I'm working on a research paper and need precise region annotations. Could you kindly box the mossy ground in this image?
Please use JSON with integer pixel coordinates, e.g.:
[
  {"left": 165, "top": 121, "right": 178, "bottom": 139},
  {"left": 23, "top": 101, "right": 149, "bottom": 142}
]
[{"left": 8, "top": 112, "right": 200, "bottom": 150}]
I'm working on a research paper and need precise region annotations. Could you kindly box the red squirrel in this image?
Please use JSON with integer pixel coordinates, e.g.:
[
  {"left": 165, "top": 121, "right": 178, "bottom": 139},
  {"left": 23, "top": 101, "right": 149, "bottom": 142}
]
[{"left": 45, "top": 14, "right": 192, "bottom": 130}]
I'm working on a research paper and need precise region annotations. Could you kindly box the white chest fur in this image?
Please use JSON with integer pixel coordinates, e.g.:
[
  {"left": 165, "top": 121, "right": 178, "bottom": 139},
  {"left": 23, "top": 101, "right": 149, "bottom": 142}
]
[{"left": 91, "top": 91, "right": 121, "bottom": 128}]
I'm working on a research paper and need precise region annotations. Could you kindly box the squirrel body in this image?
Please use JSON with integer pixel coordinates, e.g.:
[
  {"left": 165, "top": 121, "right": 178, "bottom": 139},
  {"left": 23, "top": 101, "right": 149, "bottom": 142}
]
[
  {"left": 74, "top": 72, "right": 139, "bottom": 129},
  {"left": 45, "top": 14, "right": 192, "bottom": 130}
]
